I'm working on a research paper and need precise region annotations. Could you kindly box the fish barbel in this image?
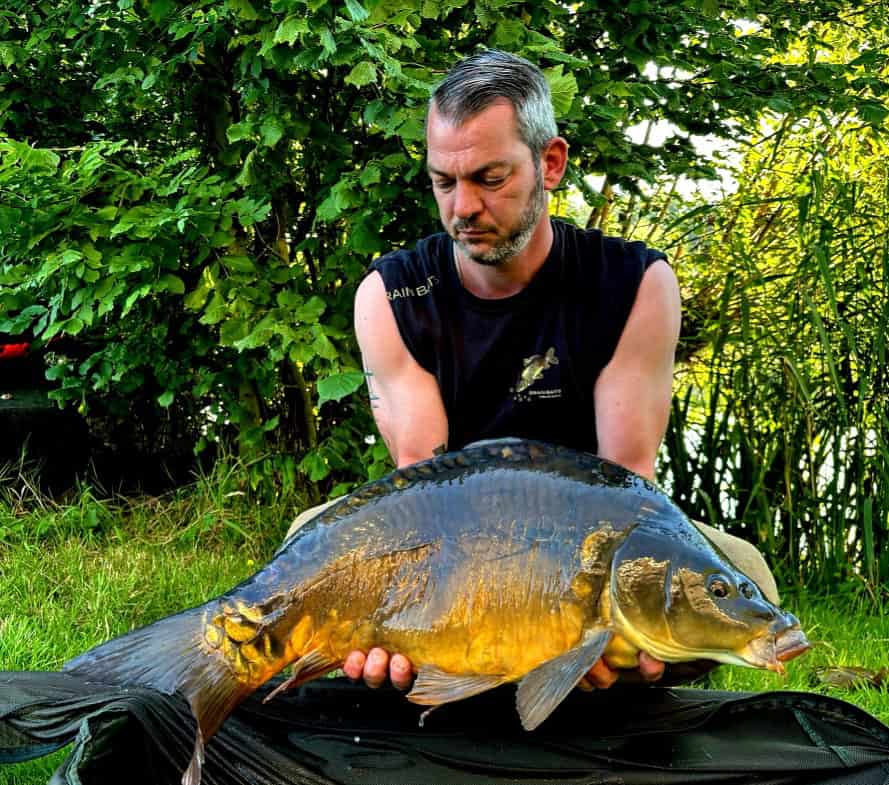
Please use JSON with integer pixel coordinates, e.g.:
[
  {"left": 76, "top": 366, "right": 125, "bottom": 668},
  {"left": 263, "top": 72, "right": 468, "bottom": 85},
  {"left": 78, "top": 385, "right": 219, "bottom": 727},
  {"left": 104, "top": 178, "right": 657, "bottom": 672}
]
[{"left": 61, "top": 439, "right": 809, "bottom": 784}]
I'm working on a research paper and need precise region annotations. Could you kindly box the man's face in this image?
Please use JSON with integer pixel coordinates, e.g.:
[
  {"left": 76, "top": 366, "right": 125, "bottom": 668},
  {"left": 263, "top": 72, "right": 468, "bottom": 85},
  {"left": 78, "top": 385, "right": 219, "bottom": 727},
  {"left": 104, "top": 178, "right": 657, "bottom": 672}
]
[{"left": 426, "top": 100, "right": 547, "bottom": 266}]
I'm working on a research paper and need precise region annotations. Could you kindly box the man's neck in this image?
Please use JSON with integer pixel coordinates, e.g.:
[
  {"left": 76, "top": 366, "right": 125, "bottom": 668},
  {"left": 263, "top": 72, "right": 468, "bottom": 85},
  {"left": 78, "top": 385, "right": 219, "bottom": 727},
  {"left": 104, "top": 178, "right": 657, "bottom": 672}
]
[{"left": 455, "top": 215, "right": 554, "bottom": 300}]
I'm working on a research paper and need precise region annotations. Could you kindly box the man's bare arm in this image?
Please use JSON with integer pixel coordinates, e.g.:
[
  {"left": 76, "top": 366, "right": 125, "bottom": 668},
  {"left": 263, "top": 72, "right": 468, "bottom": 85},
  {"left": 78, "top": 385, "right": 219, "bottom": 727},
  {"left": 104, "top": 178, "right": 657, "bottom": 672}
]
[
  {"left": 594, "top": 260, "right": 681, "bottom": 481},
  {"left": 354, "top": 271, "right": 449, "bottom": 467}
]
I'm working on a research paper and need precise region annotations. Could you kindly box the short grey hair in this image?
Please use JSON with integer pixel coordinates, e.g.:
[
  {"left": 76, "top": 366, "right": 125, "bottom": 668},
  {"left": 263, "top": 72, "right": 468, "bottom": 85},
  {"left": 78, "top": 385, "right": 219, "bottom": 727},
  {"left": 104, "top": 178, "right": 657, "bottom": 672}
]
[{"left": 430, "top": 50, "right": 558, "bottom": 157}]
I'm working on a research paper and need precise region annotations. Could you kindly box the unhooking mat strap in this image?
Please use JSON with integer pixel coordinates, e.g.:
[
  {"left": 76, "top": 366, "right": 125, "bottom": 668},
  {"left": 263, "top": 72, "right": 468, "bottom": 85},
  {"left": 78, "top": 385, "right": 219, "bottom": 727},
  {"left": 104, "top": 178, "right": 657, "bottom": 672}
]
[{"left": 2, "top": 672, "right": 889, "bottom": 785}]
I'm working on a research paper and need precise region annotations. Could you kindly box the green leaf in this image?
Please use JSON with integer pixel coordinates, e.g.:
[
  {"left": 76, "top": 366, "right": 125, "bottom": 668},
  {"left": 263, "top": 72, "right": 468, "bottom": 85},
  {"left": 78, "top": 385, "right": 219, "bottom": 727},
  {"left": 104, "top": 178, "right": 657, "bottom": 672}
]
[
  {"left": 316, "top": 179, "right": 360, "bottom": 221},
  {"left": 220, "top": 317, "right": 249, "bottom": 345},
  {"left": 359, "top": 163, "right": 382, "bottom": 187},
  {"left": 122, "top": 284, "right": 152, "bottom": 315},
  {"left": 344, "top": 0, "right": 370, "bottom": 21},
  {"left": 184, "top": 282, "right": 211, "bottom": 310},
  {"left": 149, "top": 0, "right": 173, "bottom": 23},
  {"left": 234, "top": 197, "right": 272, "bottom": 226},
  {"left": 260, "top": 117, "right": 284, "bottom": 147},
  {"left": 319, "top": 26, "right": 336, "bottom": 56},
  {"left": 158, "top": 390, "right": 175, "bottom": 407},
  {"left": 64, "top": 317, "right": 85, "bottom": 336},
  {"left": 226, "top": 121, "right": 254, "bottom": 143},
  {"left": 345, "top": 61, "right": 377, "bottom": 87},
  {"left": 766, "top": 97, "right": 793, "bottom": 113},
  {"left": 312, "top": 331, "right": 338, "bottom": 360},
  {"left": 491, "top": 19, "right": 526, "bottom": 47},
  {"left": 199, "top": 292, "right": 227, "bottom": 325},
  {"left": 221, "top": 254, "right": 256, "bottom": 273},
  {"left": 226, "top": 0, "right": 260, "bottom": 19},
  {"left": 299, "top": 450, "right": 330, "bottom": 482},
  {"left": 348, "top": 218, "right": 384, "bottom": 254},
  {"left": 274, "top": 15, "right": 309, "bottom": 44},
  {"left": 545, "top": 66, "right": 578, "bottom": 117},
  {"left": 381, "top": 152, "right": 408, "bottom": 168},
  {"left": 397, "top": 114, "right": 425, "bottom": 142},
  {"left": 860, "top": 102, "right": 889, "bottom": 127},
  {"left": 317, "top": 371, "right": 366, "bottom": 406},
  {"left": 296, "top": 295, "right": 326, "bottom": 322},
  {"left": 159, "top": 274, "right": 186, "bottom": 294}
]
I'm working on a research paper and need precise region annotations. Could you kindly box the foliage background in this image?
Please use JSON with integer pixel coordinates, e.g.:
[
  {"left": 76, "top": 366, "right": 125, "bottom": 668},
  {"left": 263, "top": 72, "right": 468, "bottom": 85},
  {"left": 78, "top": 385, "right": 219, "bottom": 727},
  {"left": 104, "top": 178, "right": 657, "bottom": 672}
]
[{"left": 0, "top": 0, "right": 887, "bottom": 590}]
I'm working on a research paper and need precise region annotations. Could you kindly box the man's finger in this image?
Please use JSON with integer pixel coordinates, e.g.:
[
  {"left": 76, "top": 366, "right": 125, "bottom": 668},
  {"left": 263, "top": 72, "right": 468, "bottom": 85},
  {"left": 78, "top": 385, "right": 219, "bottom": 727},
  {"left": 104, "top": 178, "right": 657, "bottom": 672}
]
[
  {"left": 363, "top": 647, "right": 390, "bottom": 688},
  {"left": 389, "top": 653, "right": 414, "bottom": 690},
  {"left": 585, "top": 657, "right": 619, "bottom": 689},
  {"left": 638, "top": 651, "right": 665, "bottom": 682},
  {"left": 343, "top": 650, "right": 366, "bottom": 681}
]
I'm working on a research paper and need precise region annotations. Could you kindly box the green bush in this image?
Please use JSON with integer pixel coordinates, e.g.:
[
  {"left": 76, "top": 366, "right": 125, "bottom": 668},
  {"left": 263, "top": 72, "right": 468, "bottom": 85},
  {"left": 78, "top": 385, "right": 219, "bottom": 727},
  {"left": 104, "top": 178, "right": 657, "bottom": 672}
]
[{"left": 1, "top": 0, "right": 886, "bottom": 507}]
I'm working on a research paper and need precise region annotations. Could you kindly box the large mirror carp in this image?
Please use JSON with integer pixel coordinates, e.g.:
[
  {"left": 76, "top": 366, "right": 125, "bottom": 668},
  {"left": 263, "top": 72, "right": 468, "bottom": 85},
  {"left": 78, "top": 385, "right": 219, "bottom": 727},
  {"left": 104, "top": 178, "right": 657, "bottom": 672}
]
[{"left": 58, "top": 439, "right": 809, "bottom": 784}]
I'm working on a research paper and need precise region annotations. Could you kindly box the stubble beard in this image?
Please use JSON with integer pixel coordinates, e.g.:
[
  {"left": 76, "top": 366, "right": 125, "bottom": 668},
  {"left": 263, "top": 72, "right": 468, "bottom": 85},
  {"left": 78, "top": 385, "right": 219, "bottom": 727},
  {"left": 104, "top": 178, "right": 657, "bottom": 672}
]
[{"left": 451, "top": 165, "right": 546, "bottom": 267}]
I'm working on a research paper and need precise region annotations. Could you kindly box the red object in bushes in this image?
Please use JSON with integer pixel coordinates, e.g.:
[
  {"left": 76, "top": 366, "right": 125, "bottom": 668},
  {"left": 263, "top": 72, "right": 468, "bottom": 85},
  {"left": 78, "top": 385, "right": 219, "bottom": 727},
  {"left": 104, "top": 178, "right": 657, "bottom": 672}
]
[{"left": 0, "top": 343, "right": 30, "bottom": 360}]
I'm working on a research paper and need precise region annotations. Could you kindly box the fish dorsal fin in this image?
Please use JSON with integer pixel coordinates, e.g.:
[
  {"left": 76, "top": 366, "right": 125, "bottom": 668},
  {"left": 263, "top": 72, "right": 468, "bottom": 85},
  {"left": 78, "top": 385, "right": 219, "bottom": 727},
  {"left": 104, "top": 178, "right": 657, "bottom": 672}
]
[
  {"left": 407, "top": 665, "right": 507, "bottom": 706},
  {"left": 516, "top": 627, "right": 613, "bottom": 731},
  {"left": 262, "top": 649, "right": 339, "bottom": 703},
  {"left": 463, "top": 437, "right": 526, "bottom": 449}
]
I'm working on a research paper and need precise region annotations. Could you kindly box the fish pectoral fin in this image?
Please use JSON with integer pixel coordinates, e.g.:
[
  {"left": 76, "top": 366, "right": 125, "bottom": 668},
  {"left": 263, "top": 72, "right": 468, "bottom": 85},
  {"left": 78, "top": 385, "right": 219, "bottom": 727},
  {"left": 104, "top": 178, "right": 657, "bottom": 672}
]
[
  {"left": 516, "top": 627, "right": 614, "bottom": 731},
  {"left": 406, "top": 666, "right": 507, "bottom": 706},
  {"left": 262, "top": 649, "right": 339, "bottom": 704}
]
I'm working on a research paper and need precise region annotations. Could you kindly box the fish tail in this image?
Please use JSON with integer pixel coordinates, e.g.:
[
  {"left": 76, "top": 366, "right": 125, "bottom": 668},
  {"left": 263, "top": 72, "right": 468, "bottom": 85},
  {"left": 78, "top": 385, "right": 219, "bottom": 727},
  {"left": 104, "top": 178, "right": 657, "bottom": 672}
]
[{"left": 64, "top": 603, "right": 252, "bottom": 785}]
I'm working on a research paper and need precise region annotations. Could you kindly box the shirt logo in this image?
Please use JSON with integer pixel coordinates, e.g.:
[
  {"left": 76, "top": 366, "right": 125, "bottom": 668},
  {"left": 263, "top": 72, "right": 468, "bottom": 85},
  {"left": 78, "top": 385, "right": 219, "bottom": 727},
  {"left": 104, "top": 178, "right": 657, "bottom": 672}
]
[
  {"left": 386, "top": 274, "right": 439, "bottom": 300},
  {"left": 511, "top": 347, "right": 562, "bottom": 402}
]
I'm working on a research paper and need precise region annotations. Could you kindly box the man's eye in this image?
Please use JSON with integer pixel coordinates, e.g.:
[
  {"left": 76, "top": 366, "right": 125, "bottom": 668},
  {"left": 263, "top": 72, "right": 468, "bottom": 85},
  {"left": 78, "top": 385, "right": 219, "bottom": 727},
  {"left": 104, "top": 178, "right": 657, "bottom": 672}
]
[
  {"left": 434, "top": 180, "right": 455, "bottom": 190},
  {"left": 482, "top": 177, "right": 505, "bottom": 186}
]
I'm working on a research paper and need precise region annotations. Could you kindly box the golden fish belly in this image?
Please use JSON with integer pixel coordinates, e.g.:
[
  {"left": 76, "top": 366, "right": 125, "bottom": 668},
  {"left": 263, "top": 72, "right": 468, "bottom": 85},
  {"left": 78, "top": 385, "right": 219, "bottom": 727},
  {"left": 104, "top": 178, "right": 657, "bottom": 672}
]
[
  {"left": 208, "top": 539, "right": 598, "bottom": 686},
  {"left": 368, "top": 596, "right": 589, "bottom": 680}
]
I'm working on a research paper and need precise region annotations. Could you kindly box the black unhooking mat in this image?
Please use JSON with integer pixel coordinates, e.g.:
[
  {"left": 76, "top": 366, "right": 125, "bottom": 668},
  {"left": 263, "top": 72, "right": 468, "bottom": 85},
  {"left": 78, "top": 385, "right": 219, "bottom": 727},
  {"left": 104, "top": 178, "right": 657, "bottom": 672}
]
[{"left": 2, "top": 673, "right": 889, "bottom": 785}]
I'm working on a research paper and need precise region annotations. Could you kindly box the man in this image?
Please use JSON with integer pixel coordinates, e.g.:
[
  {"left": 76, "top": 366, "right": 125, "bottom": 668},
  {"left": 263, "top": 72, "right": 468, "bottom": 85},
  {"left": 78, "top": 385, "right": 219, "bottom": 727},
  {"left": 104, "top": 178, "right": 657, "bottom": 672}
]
[{"left": 291, "top": 50, "right": 777, "bottom": 692}]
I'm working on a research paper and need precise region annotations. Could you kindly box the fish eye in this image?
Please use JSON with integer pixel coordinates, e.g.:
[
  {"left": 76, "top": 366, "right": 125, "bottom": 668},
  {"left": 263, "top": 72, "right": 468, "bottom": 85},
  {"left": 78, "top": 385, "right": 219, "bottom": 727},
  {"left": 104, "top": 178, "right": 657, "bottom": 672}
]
[
  {"left": 707, "top": 575, "right": 732, "bottom": 599},
  {"left": 739, "top": 582, "right": 755, "bottom": 599}
]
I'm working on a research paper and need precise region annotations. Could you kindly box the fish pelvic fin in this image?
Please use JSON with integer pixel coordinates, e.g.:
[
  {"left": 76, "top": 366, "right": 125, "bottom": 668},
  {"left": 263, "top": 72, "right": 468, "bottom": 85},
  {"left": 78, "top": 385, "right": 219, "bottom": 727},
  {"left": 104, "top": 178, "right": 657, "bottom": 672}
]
[
  {"left": 516, "top": 627, "right": 613, "bottom": 731},
  {"left": 407, "top": 666, "right": 508, "bottom": 706},
  {"left": 263, "top": 649, "right": 339, "bottom": 704},
  {"left": 64, "top": 605, "right": 252, "bottom": 785}
]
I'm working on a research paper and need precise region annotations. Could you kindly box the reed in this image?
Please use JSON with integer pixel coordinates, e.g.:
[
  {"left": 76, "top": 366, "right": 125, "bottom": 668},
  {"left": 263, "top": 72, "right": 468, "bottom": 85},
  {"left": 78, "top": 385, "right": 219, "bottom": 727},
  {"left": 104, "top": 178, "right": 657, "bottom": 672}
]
[{"left": 651, "top": 113, "right": 889, "bottom": 597}]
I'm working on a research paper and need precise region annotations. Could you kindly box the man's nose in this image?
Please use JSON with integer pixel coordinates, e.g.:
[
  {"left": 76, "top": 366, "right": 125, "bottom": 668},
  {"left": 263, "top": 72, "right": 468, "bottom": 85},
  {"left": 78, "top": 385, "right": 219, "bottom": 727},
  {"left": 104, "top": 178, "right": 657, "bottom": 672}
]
[{"left": 453, "top": 180, "right": 482, "bottom": 219}]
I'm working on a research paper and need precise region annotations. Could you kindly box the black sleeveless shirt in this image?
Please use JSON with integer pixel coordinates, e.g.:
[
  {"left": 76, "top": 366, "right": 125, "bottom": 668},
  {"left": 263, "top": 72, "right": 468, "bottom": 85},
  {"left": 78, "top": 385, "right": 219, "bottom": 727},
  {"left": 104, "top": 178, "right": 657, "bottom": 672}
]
[{"left": 368, "top": 219, "right": 666, "bottom": 453}]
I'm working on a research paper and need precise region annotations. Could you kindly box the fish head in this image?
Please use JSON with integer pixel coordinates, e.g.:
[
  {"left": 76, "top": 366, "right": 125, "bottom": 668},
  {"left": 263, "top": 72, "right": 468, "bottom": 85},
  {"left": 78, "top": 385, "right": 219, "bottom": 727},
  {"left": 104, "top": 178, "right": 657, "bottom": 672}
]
[{"left": 608, "top": 529, "right": 809, "bottom": 672}]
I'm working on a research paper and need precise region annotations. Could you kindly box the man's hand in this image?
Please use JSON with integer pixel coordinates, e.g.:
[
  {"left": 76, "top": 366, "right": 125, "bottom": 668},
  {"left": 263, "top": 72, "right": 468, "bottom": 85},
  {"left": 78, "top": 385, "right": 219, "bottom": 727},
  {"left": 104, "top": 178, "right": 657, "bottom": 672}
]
[
  {"left": 583, "top": 652, "right": 665, "bottom": 689},
  {"left": 342, "top": 648, "right": 664, "bottom": 691},
  {"left": 343, "top": 648, "right": 415, "bottom": 691}
]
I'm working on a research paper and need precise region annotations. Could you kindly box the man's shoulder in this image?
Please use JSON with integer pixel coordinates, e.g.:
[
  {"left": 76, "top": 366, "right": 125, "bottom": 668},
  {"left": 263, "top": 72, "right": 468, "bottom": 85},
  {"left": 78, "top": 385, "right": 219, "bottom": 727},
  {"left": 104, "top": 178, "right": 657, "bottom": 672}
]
[
  {"left": 366, "top": 232, "right": 452, "bottom": 307},
  {"left": 553, "top": 219, "right": 667, "bottom": 269}
]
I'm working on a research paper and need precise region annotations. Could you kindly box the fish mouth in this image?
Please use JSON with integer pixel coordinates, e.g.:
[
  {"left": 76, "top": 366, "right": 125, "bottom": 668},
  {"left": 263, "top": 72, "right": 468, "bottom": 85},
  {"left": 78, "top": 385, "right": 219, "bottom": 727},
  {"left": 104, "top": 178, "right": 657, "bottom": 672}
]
[
  {"left": 776, "top": 628, "right": 811, "bottom": 662},
  {"left": 741, "top": 625, "right": 811, "bottom": 674}
]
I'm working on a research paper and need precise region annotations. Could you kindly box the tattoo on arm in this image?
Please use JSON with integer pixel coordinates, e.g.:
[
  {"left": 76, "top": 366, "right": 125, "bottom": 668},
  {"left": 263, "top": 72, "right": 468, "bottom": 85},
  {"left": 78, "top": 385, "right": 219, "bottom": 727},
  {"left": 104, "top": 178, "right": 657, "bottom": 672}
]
[{"left": 363, "top": 367, "right": 381, "bottom": 409}]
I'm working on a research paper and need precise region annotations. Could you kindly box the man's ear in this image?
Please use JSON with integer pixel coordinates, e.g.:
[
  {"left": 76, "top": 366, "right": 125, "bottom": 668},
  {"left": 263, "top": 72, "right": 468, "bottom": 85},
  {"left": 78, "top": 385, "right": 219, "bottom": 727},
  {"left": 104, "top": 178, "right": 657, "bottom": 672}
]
[{"left": 540, "top": 136, "right": 569, "bottom": 191}]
